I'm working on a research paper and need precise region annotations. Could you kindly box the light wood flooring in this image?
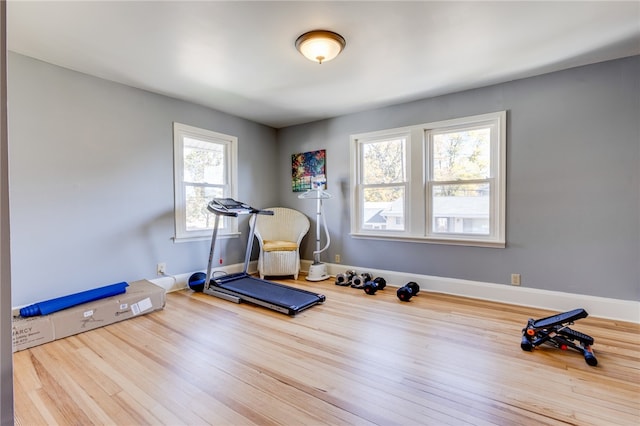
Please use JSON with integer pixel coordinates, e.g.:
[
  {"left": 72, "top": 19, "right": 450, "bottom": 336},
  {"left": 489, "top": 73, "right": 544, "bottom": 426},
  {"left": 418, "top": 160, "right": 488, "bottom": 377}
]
[{"left": 13, "top": 277, "right": 640, "bottom": 425}]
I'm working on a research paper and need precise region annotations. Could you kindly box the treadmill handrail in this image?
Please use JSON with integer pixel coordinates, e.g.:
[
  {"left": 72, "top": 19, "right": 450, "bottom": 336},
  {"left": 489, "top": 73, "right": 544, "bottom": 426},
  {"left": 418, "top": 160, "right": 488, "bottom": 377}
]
[{"left": 205, "top": 198, "right": 274, "bottom": 289}]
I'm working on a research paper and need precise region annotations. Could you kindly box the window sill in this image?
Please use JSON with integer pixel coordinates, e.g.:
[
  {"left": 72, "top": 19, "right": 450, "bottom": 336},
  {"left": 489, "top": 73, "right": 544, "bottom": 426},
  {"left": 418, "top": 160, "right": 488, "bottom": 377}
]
[{"left": 350, "top": 232, "right": 505, "bottom": 248}]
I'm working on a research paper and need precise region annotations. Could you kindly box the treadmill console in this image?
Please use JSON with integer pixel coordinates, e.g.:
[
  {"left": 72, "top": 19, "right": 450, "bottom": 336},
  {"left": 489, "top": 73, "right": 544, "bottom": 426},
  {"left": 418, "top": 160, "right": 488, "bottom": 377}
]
[
  {"left": 212, "top": 198, "right": 252, "bottom": 212},
  {"left": 207, "top": 198, "right": 274, "bottom": 216}
]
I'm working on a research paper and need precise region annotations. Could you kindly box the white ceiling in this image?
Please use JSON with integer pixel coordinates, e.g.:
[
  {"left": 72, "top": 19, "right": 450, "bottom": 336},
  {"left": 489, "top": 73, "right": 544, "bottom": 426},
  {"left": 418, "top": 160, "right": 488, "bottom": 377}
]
[{"left": 7, "top": 1, "right": 640, "bottom": 128}]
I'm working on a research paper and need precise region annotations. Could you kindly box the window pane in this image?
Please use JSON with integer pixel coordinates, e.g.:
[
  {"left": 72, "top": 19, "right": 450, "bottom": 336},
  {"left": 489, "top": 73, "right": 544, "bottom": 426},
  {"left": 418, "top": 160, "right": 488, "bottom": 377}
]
[
  {"left": 362, "top": 138, "right": 406, "bottom": 184},
  {"left": 433, "top": 129, "right": 490, "bottom": 181},
  {"left": 184, "top": 137, "right": 225, "bottom": 184},
  {"left": 363, "top": 187, "right": 404, "bottom": 231},
  {"left": 185, "top": 185, "right": 223, "bottom": 231},
  {"left": 432, "top": 183, "right": 489, "bottom": 235}
]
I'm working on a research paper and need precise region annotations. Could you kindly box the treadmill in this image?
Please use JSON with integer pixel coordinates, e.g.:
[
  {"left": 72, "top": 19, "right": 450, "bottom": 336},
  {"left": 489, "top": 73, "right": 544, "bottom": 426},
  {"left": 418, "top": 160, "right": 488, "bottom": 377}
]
[{"left": 201, "top": 198, "right": 326, "bottom": 316}]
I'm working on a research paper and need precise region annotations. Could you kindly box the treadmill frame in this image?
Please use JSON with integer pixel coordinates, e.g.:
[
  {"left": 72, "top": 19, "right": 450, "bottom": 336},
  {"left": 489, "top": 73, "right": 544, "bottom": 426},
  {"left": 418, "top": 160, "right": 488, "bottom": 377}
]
[{"left": 202, "top": 198, "right": 325, "bottom": 315}]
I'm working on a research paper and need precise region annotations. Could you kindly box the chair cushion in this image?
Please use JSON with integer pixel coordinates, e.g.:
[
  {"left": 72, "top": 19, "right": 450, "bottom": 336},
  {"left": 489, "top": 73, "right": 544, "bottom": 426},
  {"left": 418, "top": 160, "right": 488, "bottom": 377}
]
[{"left": 262, "top": 240, "right": 299, "bottom": 252}]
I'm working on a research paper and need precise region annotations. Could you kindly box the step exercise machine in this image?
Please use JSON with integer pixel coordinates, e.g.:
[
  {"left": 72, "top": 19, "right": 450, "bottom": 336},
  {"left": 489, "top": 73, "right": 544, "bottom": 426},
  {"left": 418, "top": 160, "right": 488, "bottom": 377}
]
[
  {"left": 191, "top": 198, "right": 325, "bottom": 316},
  {"left": 521, "top": 308, "right": 597, "bottom": 366}
]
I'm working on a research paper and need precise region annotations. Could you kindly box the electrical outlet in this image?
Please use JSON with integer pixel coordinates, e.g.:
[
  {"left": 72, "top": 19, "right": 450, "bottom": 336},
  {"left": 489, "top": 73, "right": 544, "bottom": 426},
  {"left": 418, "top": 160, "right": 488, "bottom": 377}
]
[
  {"left": 511, "top": 273, "right": 521, "bottom": 286},
  {"left": 335, "top": 254, "right": 341, "bottom": 263},
  {"left": 157, "top": 262, "right": 166, "bottom": 276}
]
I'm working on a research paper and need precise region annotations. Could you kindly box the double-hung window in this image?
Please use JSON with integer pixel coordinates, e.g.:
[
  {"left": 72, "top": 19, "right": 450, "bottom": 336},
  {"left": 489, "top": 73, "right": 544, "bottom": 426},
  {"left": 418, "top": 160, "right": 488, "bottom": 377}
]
[
  {"left": 173, "top": 122, "right": 238, "bottom": 241},
  {"left": 351, "top": 111, "right": 506, "bottom": 247},
  {"left": 355, "top": 132, "right": 409, "bottom": 234}
]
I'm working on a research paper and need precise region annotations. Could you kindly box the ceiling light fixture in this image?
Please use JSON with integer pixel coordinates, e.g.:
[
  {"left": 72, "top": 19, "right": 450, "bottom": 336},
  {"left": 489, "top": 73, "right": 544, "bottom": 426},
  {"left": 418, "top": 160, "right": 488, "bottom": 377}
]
[{"left": 295, "top": 30, "right": 346, "bottom": 64}]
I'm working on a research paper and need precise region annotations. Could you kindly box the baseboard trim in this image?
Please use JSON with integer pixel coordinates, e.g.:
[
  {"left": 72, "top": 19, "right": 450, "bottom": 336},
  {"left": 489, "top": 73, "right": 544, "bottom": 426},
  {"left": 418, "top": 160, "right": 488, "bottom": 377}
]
[
  {"left": 149, "top": 262, "right": 258, "bottom": 293},
  {"left": 301, "top": 260, "right": 640, "bottom": 324},
  {"left": 148, "top": 261, "right": 638, "bottom": 324}
]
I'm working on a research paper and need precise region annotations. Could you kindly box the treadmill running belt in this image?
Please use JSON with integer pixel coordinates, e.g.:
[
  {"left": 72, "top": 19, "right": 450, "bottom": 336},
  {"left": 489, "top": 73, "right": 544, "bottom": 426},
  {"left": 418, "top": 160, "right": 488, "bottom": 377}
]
[{"left": 214, "top": 275, "right": 325, "bottom": 314}]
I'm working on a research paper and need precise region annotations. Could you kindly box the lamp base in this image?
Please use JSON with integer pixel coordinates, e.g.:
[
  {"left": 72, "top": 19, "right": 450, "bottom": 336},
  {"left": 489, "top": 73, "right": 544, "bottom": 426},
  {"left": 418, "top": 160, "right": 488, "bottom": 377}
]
[{"left": 306, "top": 263, "right": 330, "bottom": 282}]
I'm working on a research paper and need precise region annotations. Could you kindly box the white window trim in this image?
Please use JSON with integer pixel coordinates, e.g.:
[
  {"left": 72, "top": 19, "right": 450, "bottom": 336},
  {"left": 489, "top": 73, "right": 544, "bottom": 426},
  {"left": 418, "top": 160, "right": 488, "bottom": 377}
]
[
  {"left": 350, "top": 111, "right": 506, "bottom": 248},
  {"left": 352, "top": 129, "right": 412, "bottom": 238},
  {"left": 173, "top": 122, "right": 238, "bottom": 242}
]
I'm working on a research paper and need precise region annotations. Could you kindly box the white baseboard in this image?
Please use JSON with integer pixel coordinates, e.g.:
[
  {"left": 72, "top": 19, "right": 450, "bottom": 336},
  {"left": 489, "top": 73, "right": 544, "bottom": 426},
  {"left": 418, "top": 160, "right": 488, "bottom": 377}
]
[
  {"left": 149, "top": 260, "right": 638, "bottom": 324},
  {"left": 301, "top": 260, "right": 640, "bottom": 324},
  {"left": 149, "top": 262, "right": 258, "bottom": 293}
]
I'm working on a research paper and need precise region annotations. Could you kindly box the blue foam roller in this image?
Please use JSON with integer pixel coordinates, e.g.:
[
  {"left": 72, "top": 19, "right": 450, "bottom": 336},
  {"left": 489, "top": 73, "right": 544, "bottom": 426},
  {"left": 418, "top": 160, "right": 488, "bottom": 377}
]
[{"left": 19, "top": 281, "right": 129, "bottom": 317}]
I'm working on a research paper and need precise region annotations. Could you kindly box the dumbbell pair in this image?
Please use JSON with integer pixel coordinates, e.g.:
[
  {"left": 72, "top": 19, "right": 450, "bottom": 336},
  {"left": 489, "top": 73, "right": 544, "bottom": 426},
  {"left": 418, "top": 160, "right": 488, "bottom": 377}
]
[
  {"left": 362, "top": 278, "right": 419, "bottom": 300},
  {"left": 363, "top": 277, "right": 387, "bottom": 295},
  {"left": 396, "top": 282, "right": 420, "bottom": 301},
  {"left": 335, "top": 270, "right": 361, "bottom": 286},
  {"left": 335, "top": 270, "right": 372, "bottom": 288}
]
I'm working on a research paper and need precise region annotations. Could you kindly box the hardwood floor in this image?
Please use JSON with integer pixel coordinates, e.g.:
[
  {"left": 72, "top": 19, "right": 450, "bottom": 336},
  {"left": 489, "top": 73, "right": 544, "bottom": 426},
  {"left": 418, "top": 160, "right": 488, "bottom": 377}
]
[{"left": 13, "top": 278, "right": 640, "bottom": 425}]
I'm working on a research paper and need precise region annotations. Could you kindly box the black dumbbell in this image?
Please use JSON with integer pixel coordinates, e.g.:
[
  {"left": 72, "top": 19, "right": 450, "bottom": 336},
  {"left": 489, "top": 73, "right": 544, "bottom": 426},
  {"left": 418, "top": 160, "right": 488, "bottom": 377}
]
[
  {"left": 397, "top": 282, "right": 420, "bottom": 301},
  {"left": 337, "top": 270, "right": 358, "bottom": 286},
  {"left": 345, "top": 270, "right": 357, "bottom": 282},
  {"left": 350, "top": 274, "right": 366, "bottom": 289},
  {"left": 350, "top": 271, "right": 373, "bottom": 289},
  {"left": 335, "top": 273, "right": 350, "bottom": 286},
  {"left": 363, "top": 277, "right": 387, "bottom": 295}
]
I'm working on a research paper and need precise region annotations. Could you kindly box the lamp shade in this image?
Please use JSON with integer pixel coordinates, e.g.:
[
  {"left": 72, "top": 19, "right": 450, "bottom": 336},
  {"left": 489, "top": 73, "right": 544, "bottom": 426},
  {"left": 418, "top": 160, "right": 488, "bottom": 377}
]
[{"left": 295, "top": 30, "right": 346, "bottom": 64}]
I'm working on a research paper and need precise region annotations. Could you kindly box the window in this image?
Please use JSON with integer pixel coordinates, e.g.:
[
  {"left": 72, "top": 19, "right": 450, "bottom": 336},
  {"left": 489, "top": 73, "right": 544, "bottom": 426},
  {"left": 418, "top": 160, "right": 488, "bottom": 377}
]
[
  {"left": 173, "top": 123, "right": 238, "bottom": 241},
  {"left": 359, "top": 134, "right": 408, "bottom": 233},
  {"left": 351, "top": 111, "right": 506, "bottom": 247}
]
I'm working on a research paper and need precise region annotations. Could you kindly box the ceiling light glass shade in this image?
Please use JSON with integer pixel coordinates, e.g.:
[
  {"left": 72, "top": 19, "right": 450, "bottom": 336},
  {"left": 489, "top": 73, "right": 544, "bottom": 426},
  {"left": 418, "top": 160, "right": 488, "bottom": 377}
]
[{"left": 295, "top": 30, "right": 346, "bottom": 64}]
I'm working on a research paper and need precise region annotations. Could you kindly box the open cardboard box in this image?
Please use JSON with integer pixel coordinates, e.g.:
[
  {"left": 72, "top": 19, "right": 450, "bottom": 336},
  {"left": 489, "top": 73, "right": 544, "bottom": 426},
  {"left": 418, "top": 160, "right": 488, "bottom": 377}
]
[{"left": 12, "top": 279, "right": 165, "bottom": 352}]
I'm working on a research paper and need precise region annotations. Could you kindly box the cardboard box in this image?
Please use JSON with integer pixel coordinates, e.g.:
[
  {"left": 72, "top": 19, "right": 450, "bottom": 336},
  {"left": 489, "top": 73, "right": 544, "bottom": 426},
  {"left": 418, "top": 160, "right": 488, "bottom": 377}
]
[{"left": 12, "top": 279, "right": 165, "bottom": 352}]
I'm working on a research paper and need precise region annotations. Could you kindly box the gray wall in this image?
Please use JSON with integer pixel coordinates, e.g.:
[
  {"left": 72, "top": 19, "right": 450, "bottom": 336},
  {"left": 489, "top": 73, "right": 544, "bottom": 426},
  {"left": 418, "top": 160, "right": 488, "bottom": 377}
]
[
  {"left": 277, "top": 56, "right": 640, "bottom": 302},
  {"left": 8, "top": 53, "right": 278, "bottom": 307},
  {"left": 8, "top": 52, "right": 639, "bottom": 307}
]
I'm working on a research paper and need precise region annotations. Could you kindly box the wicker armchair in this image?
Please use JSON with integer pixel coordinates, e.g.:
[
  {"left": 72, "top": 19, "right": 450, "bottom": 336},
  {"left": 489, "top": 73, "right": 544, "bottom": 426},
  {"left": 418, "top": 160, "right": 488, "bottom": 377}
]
[{"left": 250, "top": 207, "right": 310, "bottom": 280}]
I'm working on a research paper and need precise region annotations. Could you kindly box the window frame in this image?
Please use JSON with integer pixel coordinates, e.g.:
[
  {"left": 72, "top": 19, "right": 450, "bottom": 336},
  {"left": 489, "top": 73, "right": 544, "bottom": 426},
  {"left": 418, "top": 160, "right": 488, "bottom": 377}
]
[
  {"left": 350, "top": 111, "right": 506, "bottom": 248},
  {"left": 355, "top": 130, "right": 411, "bottom": 237},
  {"left": 173, "top": 122, "right": 238, "bottom": 242}
]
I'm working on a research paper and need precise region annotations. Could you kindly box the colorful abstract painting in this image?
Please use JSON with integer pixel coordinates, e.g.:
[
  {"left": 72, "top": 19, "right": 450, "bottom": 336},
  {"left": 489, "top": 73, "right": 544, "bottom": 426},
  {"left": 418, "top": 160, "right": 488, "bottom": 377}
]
[{"left": 292, "top": 150, "right": 326, "bottom": 192}]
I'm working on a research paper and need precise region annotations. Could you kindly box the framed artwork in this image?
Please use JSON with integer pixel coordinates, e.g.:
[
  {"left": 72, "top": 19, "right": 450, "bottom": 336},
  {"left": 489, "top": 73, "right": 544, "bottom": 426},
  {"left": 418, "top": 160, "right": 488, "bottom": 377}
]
[{"left": 292, "top": 149, "right": 326, "bottom": 192}]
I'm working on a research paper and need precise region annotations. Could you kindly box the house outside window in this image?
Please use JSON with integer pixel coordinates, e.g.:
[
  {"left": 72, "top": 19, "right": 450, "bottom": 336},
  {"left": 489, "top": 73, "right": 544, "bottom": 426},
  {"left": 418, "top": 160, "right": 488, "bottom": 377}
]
[
  {"left": 351, "top": 111, "right": 506, "bottom": 247},
  {"left": 173, "top": 122, "right": 238, "bottom": 241}
]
